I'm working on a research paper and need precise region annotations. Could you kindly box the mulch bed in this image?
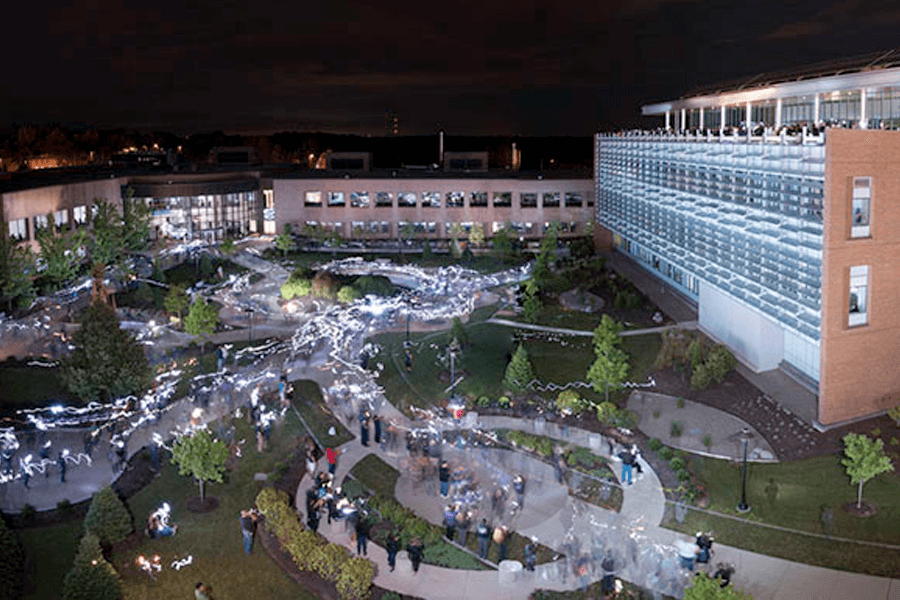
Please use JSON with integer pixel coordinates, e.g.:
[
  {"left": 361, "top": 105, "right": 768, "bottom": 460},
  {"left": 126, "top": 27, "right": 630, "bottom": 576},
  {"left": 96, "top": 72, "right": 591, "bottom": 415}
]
[{"left": 185, "top": 495, "right": 220, "bottom": 513}]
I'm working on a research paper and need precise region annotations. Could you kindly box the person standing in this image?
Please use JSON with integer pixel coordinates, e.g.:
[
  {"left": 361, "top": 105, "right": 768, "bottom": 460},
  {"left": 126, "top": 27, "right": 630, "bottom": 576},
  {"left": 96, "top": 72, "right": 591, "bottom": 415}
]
[
  {"left": 524, "top": 539, "right": 537, "bottom": 572},
  {"left": 240, "top": 509, "right": 257, "bottom": 555},
  {"left": 57, "top": 451, "right": 66, "bottom": 483},
  {"left": 443, "top": 504, "right": 456, "bottom": 541},
  {"left": 618, "top": 449, "right": 634, "bottom": 486},
  {"left": 439, "top": 461, "right": 450, "bottom": 498},
  {"left": 407, "top": 537, "right": 424, "bottom": 574},
  {"left": 360, "top": 411, "right": 370, "bottom": 447},
  {"left": 355, "top": 517, "right": 369, "bottom": 556},
  {"left": 195, "top": 582, "right": 210, "bottom": 600},
  {"left": 494, "top": 525, "right": 509, "bottom": 562},
  {"left": 278, "top": 375, "right": 287, "bottom": 406},
  {"left": 373, "top": 415, "right": 382, "bottom": 445},
  {"left": 514, "top": 474, "right": 526, "bottom": 509},
  {"left": 457, "top": 510, "right": 471, "bottom": 546},
  {"left": 476, "top": 518, "right": 491, "bottom": 559},
  {"left": 386, "top": 533, "right": 399, "bottom": 572},
  {"left": 326, "top": 447, "right": 338, "bottom": 475}
]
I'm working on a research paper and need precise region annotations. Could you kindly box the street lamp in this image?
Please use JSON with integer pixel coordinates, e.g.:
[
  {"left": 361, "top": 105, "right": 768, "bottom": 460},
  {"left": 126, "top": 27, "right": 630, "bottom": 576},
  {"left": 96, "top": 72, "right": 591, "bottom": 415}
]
[
  {"left": 448, "top": 337, "right": 460, "bottom": 402},
  {"left": 736, "top": 427, "right": 754, "bottom": 513},
  {"left": 404, "top": 295, "right": 414, "bottom": 348},
  {"left": 245, "top": 307, "right": 254, "bottom": 344}
]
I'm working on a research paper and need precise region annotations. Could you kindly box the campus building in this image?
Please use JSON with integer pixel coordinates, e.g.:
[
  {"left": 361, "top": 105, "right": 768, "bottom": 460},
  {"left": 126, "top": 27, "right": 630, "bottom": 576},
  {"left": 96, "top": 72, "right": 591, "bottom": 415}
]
[{"left": 596, "top": 49, "right": 900, "bottom": 427}]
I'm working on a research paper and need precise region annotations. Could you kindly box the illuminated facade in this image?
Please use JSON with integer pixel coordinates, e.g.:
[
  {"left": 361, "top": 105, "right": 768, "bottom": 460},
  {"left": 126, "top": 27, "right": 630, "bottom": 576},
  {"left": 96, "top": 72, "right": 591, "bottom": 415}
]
[{"left": 597, "top": 50, "right": 900, "bottom": 426}]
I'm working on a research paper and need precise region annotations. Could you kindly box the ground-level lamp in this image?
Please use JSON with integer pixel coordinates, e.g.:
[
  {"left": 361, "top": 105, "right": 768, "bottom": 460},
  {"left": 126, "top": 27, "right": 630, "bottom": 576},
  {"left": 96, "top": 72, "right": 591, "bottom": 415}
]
[{"left": 735, "top": 427, "right": 754, "bottom": 513}]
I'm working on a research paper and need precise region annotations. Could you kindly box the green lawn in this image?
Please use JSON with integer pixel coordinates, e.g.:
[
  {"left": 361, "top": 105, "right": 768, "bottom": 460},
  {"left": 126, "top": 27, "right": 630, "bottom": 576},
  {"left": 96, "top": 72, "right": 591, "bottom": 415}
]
[
  {"left": 20, "top": 519, "right": 84, "bottom": 600},
  {"left": 0, "top": 361, "right": 81, "bottom": 411},
  {"left": 348, "top": 453, "right": 401, "bottom": 499},
  {"left": 506, "top": 307, "right": 602, "bottom": 332},
  {"left": 292, "top": 380, "right": 354, "bottom": 448},
  {"left": 662, "top": 453, "right": 900, "bottom": 576},
  {"left": 163, "top": 257, "right": 249, "bottom": 287},
  {"left": 21, "top": 412, "right": 317, "bottom": 600}
]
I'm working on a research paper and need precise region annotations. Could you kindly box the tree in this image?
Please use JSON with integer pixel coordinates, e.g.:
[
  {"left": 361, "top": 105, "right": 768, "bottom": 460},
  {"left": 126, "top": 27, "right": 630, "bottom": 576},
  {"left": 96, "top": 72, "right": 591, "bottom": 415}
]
[
  {"left": 0, "top": 228, "right": 36, "bottom": 313},
  {"left": 492, "top": 225, "right": 513, "bottom": 262},
  {"left": 274, "top": 223, "right": 293, "bottom": 257},
  {"left": 503, "top": 344, "right": 534, "bottom": 394},
  {"left": 587, "top": 344, "right": 629, "bottom": 402},
  {"left": 88, "top": 200, "right": 124, "bottom": 268},
  {"left": 184, "top": 298, "right": 219, "bottom": 337},
  {"left": 61, "top": 298, "right": 151, "bottom": 402},
  {"left": 449, "top": 223, "right": 464, "bottom": 259},
  {"left": 121, "top": 187, "right": 151, "bottom": 252},
  {"left": 841, "top": 433, "right": 894, "bottom": 509},
  {"left": 532, "top": 221, "right": 559, "bottom": 289},
  {"left": 219, "top": 237, "right": 236, "bottom": 255},
  {"left": 164, "top": 284, "right": 190, "bottom": 320},
  {"left": 593, "top": 314, "right": 624, "bottom": 350},
  {"left": 171, "top": 428, "right": 229, "bottom": 502},
  {"left": 62, "top": 533, "right": 121, "bottom": 600},
  {"left": 83, "top": 486, "right": 133, "bottom": 546},
  {"left": 37, "top": 214, "right": 86, "bottom": 289},
  {"left": 468, "top": 223, "right": 485, "bottom": 249},
  {"left": 683, "top": 572, "right": 752, "bottom": 600},
  {"left": 0, "top": 517, "right": 24, "bottom": 600},
  {"left": 522, "top": 279, "right": 541, "bottom": 324}
]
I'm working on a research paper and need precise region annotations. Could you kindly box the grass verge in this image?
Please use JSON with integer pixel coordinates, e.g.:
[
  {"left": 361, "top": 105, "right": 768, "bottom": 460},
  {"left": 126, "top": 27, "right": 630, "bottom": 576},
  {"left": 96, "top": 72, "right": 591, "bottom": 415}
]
[{"left": 292, "top": 380, "right": 354, "bottom": 448}]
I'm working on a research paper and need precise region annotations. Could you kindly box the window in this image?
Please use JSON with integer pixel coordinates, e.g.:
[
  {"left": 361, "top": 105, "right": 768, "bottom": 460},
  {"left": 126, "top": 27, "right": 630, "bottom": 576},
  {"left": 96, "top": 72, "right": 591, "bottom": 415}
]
[
  {"left": 851, "top": 177, "right": 871, "bottom": 238},
  {"left": 520, "top": 193, "right": 537, "bottom": 208},
  {"left": 564, "top": 192, "right": 583, "bottom": 207},
  {"left": 398, "top": 192, "right": 417, "bottom": 207},
  {"left": 849, "top": 265, "right": 869, "bottom": 326},
  {"left": 304, "top": 191, "right": 322, "bottom": 206},
  {"left": 328, "top": 192, "right": 345, "bottom": 206},
  {"left": 471, "top": 192, "right": 488, "bottom": 207},
  {"left": 33, "top": 214, "right": 48, "bottom": 233},
  {"left": 542, "top": 192, "right": 560, "bottom": 207},
  {"left": 446, "top": 191, "right": 464, "bottom": 208},
  {"left": 8, "top": 218, "right": 27, "bottom": 241},
  {"left": 375, "top": 192, "right": 393, "bottom": 207},
  {"left": 54, "top": 209, "right": 69, "bottom": 233},
  {"left": 423, "top": 192, "right": 440, "bottom": 208},
  {"left": 351, "top": 192, "right": 369, "bottom": 207},
  {"left": 74, "top": 205, "right": 87, "bottom": 227},
  {"left": 493, "top": 192, "right": 511, "bottom": 207}
]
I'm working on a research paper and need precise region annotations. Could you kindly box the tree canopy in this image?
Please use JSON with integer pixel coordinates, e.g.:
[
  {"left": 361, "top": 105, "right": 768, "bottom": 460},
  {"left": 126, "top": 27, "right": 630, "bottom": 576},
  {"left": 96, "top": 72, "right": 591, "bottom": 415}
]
[
  {"left": 171, "top": 428, "right": 229, "bottom": 501},
  {"left": 61, "top": 298, "right": 151, "bottom": 403},
  {"left": 184, "top": 297, "right": 219, "bottom": 337},
  {"left": 841, "top": 433, "right": 894, "bottom": 509}
]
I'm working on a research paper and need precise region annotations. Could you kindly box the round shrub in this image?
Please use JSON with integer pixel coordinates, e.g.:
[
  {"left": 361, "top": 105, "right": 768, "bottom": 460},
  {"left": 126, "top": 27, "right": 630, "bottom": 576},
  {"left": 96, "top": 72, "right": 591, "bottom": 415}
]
[
  {"left": 647, "top": 438, "right": 662, "bottom": 452},
  {"left": 337, "top": 285, "right": 361, "bottom": 304},
  {"left": 658, "top": 446, "right": 674, "bottom": 461},
  {"left": 62, "top": 533, "right": 121, "bottom": 600},
  {"left": 677, "top": 468, "right": 692, "bottom": 482},
  {"left": 84, "top": 487, "right": 133, "bottom": 546},
  {"left": 669, "top": 456, "right": 686, "bottom": 472}
]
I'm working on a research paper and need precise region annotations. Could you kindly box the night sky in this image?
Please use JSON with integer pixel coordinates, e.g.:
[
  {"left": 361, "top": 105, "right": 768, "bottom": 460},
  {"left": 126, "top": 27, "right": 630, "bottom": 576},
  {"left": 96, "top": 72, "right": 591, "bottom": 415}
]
[{"left": 4, "top": 0, "right": 900, "bottom": 136}]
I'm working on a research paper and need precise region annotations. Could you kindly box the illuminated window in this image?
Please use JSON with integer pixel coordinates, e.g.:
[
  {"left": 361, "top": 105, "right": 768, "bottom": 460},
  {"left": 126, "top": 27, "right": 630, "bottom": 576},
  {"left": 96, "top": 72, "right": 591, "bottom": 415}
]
[
  {"left": 851, "top": 177, "right": 871, "bottom": 238},
  {"left": 849, "top": 265, "right": 869, "bottom": 327},
  {"left": 470, "top": 192, "right": 488, "bottom": 207},
  {"left": 565, "top": 192, "right": 583, "bottom": 207},
  {"left": 446, "top": 191, "right": 464, "bottom": 208},
  {"left": 351, "top": 192, "right": 369, "bottom": 207},
  {"left": 542, "top": 192, "right": 560, "bottom": 207},
  {"left": 304, "top": 191, "right": 322, "bottom": 206},
  {"left": 423, "top": 192, "right": 441, "bottom": 207},
  {"left": 328, "top": 192, "right": 345, "bottom": 206},
  {"left": 33, "top": 214, "right": 48, "bottom": 232},
  {"left": 74, "top": 205, "right": 87, "bottom": 226},
  {"left": 493, "top": 192, "right": 512, "bottom": 207},
  {"left": 375, "top": 192, "right": 393, "bottom": 207},
  {"left": 54, "top": 209, "right": 68, "bottom": 233},
  {"left": 8, "top": 218, "right": 27, "bottom": 241},
  {"left": 398, "top": 192, "right": 417, "bottom": 207},
  {"left": 520, "top": 193, "right": 537, "bottom": 208}
]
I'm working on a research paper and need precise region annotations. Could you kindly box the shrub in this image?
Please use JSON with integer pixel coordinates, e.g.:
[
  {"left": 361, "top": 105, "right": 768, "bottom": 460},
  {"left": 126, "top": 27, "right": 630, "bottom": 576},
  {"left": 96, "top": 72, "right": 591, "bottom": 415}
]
[
  {"left": 353, "top": 275, "right": 396, "bottom": 297},
  {"left": 310, "top": 542, "right": 350, "bottom": 582},
  {"left": 280, "top": 277, "right": 312, "bottom": 299},
  {"left": 888, "top": 404, "right": 900, "bottom": 427},
  {"left": 57, "top": 499, "right": 73, "bottom": 515},
  {"left": 84, "top": 487, "right": 133, "bottom": 546},
  {"left": 555, "top": 390, "right": 583, "bottom": 415},
  {"left": 335, "top": 556, "right": 377, "bottom": 600},
  {"left": 676, "top": 397, "right": 685, "bottom": 409},
  {"left": 670, "top": 421, "right": 683, "bottom": 438},
  {"left": 702, "top": 434, "right": 712, "bottom": 450},
  {"left": 872, "top": 428, "right": 882, "bottom": 438},
  {"left": 892, "top": 437, "right": 899, "bottom": 446},
  {"left": 62, "top": 533, "right": 121, "bottom": 600},
  {"left": 669, "top": 456, "right": 686, "bottom": 471},
  {"left": 0, "top": 518, "right": 24, "bottom": 600},
  {"left": 498, "top": 396, "right": 511, "bottom": 408},
  {"left": 19, "top": 505, "right": 35, "bottom": 526},
  {"left": 677, "top": 468, "right": 692, "bottom": 482},
  {"left": 477, "top": 396, "right": 491, "bottom": 408},
  {"left": 614, "top": 409, "right": 639, "bottom": 430},
  {"left": 653, "top": 410, "right": 660, "bottom": 419},
  {"left": 690, "top": 363, "right": 712, "bottom": 390},
  {"left": 659, "top": 446, "right": 673, "bottom": 460},
  {"left": 337, "top": 285, "right": 361, "bottom": 304},
  {"left": 687, "top": 338, "right": 704, "bottom": 371},
  {"left": 648, "top": 438, "right": 662, "bottom": 452},
  {"left": 705, "top": 344, "right": 737, "bottom": 383},
  {"left": 595, "top": 401, "right": 619, "bottom": 426}
]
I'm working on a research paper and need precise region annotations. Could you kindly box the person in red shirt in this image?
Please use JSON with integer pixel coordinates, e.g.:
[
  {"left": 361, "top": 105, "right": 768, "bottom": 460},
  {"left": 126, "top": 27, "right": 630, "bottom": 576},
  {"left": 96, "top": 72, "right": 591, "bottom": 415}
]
[{"left": 326, "top": 447, "right": 338, "bottom": 475}]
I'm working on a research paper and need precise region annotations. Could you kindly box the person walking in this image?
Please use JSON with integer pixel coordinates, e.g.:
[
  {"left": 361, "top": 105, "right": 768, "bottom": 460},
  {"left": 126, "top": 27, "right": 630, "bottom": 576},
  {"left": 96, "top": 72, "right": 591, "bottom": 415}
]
[
  {"left": 513, "top": 474, "right": 526, "bottom": 509},
  {"left": 386, "top": 533, "right": 399, "bottom": 572},
  {"left": 355, "top": 517, "right": 369, "bottom": 556},
  {"left": 373, "top": 415, "right": 382, "bottom": 445},
  {"left": 439, "top": 461, "right": 450, "bottom": 498},
  {"left": 476, "top": 518, "right": 491, "bottom": 559},
  {"left": 442, "top": 504, "right": 456, "bottom": 541},
  {"left": 494, "top": 525, "right": 509, "bottom": 562},
  {"left": 240, "top": 509, "right": 257, "bottom": 555},
  {"left": 57, "top": 451, "right": 66, "bottom": 483},
  {"left": 360, "top": 411, "right": 370, "bottom": 447},
  {"left": 326, "top": 447, "right": 338, "bottom": 475},
  {"left": 618, "top": 449, "right": 634, "bottom": 486},
  {"left": 407, "top": 537, "right": 424, "bottom": 573},
  {"left": 524, "top": 539, "right": 537, "bottom": 572}
]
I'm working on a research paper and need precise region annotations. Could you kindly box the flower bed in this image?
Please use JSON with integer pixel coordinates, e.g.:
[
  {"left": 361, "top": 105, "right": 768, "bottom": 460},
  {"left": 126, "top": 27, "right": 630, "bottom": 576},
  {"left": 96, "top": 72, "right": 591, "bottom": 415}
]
[{"left": 256, "top": 487, "right": 375, "bottom": 600}]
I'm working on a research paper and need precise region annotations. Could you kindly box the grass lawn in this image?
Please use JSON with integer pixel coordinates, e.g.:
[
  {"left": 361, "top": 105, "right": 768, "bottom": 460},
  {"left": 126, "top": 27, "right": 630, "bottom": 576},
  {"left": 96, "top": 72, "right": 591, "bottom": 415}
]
[
  {"left": 507, "top": 307, "right": 601, "bottom": 332},
  {"left": 0, "top": 361, "right": 81, "bottom": 411},
  {"left": 292, "top": 380, "right": 354, "bottom": 448},
  {"left": 164, "top": 257, "right": 249, "bottom": 287},
  {"left": 662, "top": 453, "right": 900, "bottom": 576},
  {"left": 21, "top": 411, "right": 318, "bottom": 600},
  {"left": 348, "top": 453, "right": 400, "bottom": 499},
  {"left": 20, "top": 519, "right": 84, "bottom": 600}
]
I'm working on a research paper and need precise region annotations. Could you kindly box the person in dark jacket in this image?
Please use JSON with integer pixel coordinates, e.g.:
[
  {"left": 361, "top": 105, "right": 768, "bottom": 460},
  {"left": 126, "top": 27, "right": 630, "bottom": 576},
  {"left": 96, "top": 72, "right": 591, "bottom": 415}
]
[
  {"left": 407, "top": 537, "right": 425, "bottom": 573},
  {"left": 355, "top": 517, "right": 369, "bottom": 556},
  {"left": 476, "top": 518, "right": 491, "bottom": 559},
  {"left": 439, "top": 461, "right": 451, "bottom": 497},
  {"left": 386, "top": 533, "right": 400, "bottom": 572}
]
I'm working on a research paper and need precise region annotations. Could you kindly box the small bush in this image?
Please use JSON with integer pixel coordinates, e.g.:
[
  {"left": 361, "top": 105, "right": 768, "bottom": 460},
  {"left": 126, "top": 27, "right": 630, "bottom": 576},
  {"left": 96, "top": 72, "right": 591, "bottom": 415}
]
[
  {"left": 595, "top": 401, "right": 619, "bottom": 426},
  {"left": 888, "top": 404, "right": 900, "bottom": 427},
  {"left": 677, "top": 468, "right": 692, "bottom": 482},
  {"left": 477, "top": 396, "right": 491, "bottom": 408},
  {"left": 57, "top": 499, "right": 73, "bottom": 515},
  {"left": 280, "top": 277, "right": 312, "bottom": 299},
  {"left": 648, "top": 438, "right": 662, "bottom": 452},
  {"left": 19, "top": 505, "right": 35, "bottom": 526},
  {"left": 84, "top": 486, "right": 133, "bottom": 545},
  {"left": 891, "top": 437, "right": 899, "bottom": 446},
  {"left": 702, "top": 434, "right": 712, "bottom": 450},
  {"left": 670, "top": 421, "right": 683, "bottom": 438},
  {"left": 676, "top": 397, "right": 685, "bottom": 409},
  {"left": 653, "top": 410, "right": 660, "bottom": 419},
  {"left": 555, "top": 389, "right": 583, "bottom": 415},
  {"left": 497, "top": 396, "right": 511, "bottom": 408},
  {"left": 353, "top": 275, "right": 396, "bottom": 297},
  {"left": 669, "top": 456, "right": 686, "bottom": 471},
  {"left": 659, "top": 446, "right": 674, "bottom": 460},
  {"left": 337, "top": 285, "right": 361, "bottom": 304},
  {"left": 335, "top": 556, "right": 376, "bottom": 600},
  {"left": 690, "top": 363, "right": 712, "bottom": 390}
]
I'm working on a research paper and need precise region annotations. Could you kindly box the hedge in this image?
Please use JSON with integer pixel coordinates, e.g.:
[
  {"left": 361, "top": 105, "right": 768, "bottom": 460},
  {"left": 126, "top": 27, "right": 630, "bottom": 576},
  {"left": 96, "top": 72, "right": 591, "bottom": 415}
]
[{"left": 255, "top": 487, "right": 374, "bottom": 600}]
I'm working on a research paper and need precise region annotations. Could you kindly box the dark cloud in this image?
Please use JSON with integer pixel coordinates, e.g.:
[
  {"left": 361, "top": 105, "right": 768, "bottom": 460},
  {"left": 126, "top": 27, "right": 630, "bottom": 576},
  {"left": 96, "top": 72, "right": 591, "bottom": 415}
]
[{"left": 0, "top": 0, "right": 898, "bottom": 135}]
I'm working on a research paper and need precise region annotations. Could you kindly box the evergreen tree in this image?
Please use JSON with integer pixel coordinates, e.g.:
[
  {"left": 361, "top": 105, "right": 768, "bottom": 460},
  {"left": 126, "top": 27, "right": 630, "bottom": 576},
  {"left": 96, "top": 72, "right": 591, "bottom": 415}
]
[
  {"left": 83, "top": 486, "right": 133, "bottom": 546},
  {"left": 587, "top": 344, "right": 629, "bottom": 402},
  {"left": 61, "top": 298, "right": 151, "bottom": 403},
  {"left": 184, "top": 298, "right": 219, "bottom": 337},
  {"left": 62, "top": 533, "right": 121, "bottom": 600},
  {"left": 593, "top": 314, "right": 624, "bottom": 350},
  {"left": 163, "top": 284, "right": 190, "bottom": 320},
  {"left": 0, "top": 517, "right": 24, "bottom": 600},
  {"left": 522, "top": 279, "right": 541, "bottom": 324},
  {"left": 87, "top": 200, "right": 124, "bottom": 268},
  {"left": 492, "top": 225, "right": 513, "bottom": 262},
  {"left": 171, "top": 428, "right": 229, "bottom": 502},
  {"left": 0, "top": 228, "right": 36, "bottom": 313},
  {"left": 37, "top": 214, "right": 87, "bottom": 289},
  {"left": 841, "top": 433, "right": 894, "bottom": 509},
  {"left": 121, "top": 186, "right": 151, "bottom": 252},
  {"left": 274, "top": 224, "right": 293, "bottom": 257},
  {"left": 503, "top": 344, "right": 534, "bottom": 394}
]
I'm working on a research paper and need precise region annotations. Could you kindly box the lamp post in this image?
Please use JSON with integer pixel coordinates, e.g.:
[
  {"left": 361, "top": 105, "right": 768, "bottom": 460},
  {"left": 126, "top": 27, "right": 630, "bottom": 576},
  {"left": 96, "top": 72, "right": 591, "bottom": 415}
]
[
  {"left": 245, "top": 307, "right": 254, "bottom": 344},
  {"left": 404, "top": 295, "right": 413, "bottom": 348},
  {"left": 448, "top": 337, "right": 459, "bottom": 402},
  {"left": 737, "top": 427, "right": 753, "bottom": 513}
]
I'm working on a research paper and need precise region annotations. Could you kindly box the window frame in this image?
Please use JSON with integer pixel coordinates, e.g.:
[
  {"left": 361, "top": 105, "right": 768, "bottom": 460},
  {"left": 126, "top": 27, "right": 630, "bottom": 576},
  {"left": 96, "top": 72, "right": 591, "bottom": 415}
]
[
  {"left": 850, "top": 176, "right": 871, "bottom": 239},
  {"left": 849, "top": 265, "right": 869, "bottom": 327}
]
